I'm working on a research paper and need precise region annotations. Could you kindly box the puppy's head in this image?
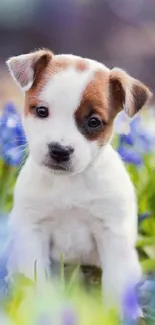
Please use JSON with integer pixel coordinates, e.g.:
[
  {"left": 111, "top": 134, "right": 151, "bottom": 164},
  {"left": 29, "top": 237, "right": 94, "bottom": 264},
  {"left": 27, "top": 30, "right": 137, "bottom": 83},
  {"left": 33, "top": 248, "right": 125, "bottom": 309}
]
[{"left": 6, "top": 49, "right": 152, "bottom": 174}]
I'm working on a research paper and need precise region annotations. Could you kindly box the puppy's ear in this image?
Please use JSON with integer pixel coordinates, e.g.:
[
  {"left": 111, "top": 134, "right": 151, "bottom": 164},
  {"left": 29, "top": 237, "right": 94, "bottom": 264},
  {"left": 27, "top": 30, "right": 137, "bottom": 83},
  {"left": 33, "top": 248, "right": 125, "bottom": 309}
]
[
  {"left": 6, "top": 49, "right": 53, "bottom": 91},
  {"left": 109, "top": 68, "right": 152, "bottom": 117}
]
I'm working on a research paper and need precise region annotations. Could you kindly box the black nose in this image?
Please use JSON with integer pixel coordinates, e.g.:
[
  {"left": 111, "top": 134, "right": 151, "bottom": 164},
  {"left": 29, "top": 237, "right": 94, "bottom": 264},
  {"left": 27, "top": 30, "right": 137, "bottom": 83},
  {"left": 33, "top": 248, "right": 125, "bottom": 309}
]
[{"left": 48, "top": 143, "right": 74, "bottom": 163}]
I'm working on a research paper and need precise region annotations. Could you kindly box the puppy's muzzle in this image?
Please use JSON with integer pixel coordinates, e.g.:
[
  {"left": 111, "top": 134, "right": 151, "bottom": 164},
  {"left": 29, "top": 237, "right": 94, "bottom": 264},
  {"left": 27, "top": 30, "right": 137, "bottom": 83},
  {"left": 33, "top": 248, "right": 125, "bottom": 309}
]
[{"left": 48, "top": 143, "right": 74, "bottom": 164}]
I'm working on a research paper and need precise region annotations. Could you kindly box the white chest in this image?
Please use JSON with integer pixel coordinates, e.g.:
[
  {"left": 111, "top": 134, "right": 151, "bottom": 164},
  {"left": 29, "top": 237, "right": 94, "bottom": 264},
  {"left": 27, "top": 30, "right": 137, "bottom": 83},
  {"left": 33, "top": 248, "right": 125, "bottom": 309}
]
[
  {"left": 12, "top": 149, "right": 136, "bottom": 267},
  {"left": 39, "top": 206, "right": 101, "bottom": 266}
]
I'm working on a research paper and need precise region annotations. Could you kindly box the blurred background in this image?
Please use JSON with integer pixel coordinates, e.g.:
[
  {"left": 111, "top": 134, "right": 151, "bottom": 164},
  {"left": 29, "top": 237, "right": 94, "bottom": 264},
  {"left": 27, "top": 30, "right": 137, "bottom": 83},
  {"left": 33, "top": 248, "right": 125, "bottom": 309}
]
[
  {"left": 1, "top": 2, "right": 155, "bottom": 324},
  {"left": 1, "top": 0, "right": 155, "bottom": 266},
  {"left": 0, "top": 0, "right": 155, "bottom": 107}
]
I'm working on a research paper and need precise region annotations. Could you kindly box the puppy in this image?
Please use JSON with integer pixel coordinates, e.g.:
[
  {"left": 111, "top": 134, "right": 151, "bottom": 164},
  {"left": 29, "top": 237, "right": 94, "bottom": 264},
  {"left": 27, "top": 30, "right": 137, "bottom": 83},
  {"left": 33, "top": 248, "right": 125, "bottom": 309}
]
[{"left": 6, "top": 49, "right": 152, "bottom": 313}]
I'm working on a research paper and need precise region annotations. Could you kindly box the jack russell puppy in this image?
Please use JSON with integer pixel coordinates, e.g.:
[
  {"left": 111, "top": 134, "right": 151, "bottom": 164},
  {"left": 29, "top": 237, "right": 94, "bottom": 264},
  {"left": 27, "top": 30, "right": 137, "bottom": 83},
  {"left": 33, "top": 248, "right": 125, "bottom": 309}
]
[{"left": 6, "top": 49, "right": 152, "bottom": 314}]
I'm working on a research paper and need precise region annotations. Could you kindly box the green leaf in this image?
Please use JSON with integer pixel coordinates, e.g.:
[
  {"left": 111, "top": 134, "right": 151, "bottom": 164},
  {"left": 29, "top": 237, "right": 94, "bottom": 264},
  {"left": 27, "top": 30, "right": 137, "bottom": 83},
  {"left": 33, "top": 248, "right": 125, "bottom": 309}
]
[
  {"left": 141, "top": 258, "right": 155, "bottom": 273},
  {"left": 136, "top": 236, "right": 155, "bottom": 248},
  {"left": 66, "top": 265, "right": 80, "bottom": 293},
  {"left": 60, "top": 254, "right": 65, "bottom": 288},
  {"left": 12, "top": 273, "right": 34, "bottom": 288}
]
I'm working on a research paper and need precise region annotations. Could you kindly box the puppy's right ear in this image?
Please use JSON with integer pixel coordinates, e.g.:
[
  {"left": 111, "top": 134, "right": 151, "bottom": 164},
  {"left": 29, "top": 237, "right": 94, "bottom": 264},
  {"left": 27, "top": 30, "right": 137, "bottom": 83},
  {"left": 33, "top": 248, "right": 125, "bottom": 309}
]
[
  {"left": 109, "top": 68, "right": 152, "bottom": 117},
  {"left": 6, "top": 49, "right": 53, "bottom": 91}
]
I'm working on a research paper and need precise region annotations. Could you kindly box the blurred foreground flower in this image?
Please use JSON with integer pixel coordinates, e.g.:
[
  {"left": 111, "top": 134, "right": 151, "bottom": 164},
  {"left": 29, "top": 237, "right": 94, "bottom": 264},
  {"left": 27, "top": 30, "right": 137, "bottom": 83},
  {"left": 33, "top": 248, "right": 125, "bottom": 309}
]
[
  {"left": 0, "top": 312, "right": 11, "bottom": 325},
  {"left": 0, "top": 103, "right": 27, "bottom": 166},
  {"left": 137, "top": 274, "right": 155, "bottom": 324},
  {"left": 115, "top": 112, "right": 155, "bottom": 166},
  {"left": 0, "top": 216, "right": 119, "bottom": 325},
  {"left": 3, "top": 277, "right": 119, "bottom": 325},
  {"left": 0, "top": 214, "right": 154, "bottom": 325},
  {"left": 123, "top": 284, "right": 141, "bottom": 324},
  {"left": 138, "top": 212, "right": 151, "bottom": 224},
  {"left": 0, "top": 216, "right": 10, "bottom": 300}
]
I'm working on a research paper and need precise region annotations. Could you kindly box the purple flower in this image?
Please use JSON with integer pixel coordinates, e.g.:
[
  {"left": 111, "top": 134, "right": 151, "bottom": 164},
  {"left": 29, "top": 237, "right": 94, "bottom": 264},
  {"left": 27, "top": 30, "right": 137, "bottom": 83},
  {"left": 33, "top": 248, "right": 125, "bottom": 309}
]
[
  {"left": 0, "top": 103, "right": 27, "bottom": 166},
  {"left": 123, "top": 285, "right": 141, "bottom": 321},
  {"left": 61, "top": 308, "right": 77, "bottom": 325},
  {"left": 36, "top": 308, "right": 77, "bottom": 325},
  {"left": 37, "top": 314, "right": 52, "bottom": 325}
]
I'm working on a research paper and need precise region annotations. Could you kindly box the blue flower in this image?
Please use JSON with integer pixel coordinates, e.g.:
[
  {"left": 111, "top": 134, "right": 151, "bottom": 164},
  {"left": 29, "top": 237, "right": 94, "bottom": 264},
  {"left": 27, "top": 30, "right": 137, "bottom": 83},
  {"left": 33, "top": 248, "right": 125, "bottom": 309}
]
[
  {"left": 0, "top": 102, "right": 27, "bottom": 166},
  {"left": 119, "top": 134, "right": 134, "bottom": 146},
  {"left": 137, "top": 275, "right": 155, "bottom": 323},
  {"left": 115, "top": 112, "right": 155, "bottom": 166},
  {"left": 138, "top": 212, "right": 151, "bottom": 224},
  {"left": 117, "top": 146, "right": 143, "bottom": 166},
  {"left": 123, "top": 275, "right": 155, "bottom": 324}
]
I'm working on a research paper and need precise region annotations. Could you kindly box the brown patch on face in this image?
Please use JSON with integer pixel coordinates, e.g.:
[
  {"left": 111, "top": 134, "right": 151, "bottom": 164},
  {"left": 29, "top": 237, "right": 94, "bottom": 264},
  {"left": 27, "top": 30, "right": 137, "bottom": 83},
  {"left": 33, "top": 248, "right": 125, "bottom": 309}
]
[
  {"left": 32, "top": 52, "right": 53, "bottom": 87},
  {"left": 25, "top": 55, "right": 89, "bottom": 116},
  {"left": 75, "top": 60, "right": 88, "bottom": 72},
  {"left": 75, "top": 70, "right": 115, "bottom": 145}
]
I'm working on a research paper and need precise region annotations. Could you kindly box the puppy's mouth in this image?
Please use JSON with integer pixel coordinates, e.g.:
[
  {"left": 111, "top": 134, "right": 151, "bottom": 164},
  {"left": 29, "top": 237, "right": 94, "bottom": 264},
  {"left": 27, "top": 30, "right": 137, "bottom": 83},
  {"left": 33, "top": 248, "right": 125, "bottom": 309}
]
[{"left": 44, "top": 161, "right": 71, "bottom": 173}]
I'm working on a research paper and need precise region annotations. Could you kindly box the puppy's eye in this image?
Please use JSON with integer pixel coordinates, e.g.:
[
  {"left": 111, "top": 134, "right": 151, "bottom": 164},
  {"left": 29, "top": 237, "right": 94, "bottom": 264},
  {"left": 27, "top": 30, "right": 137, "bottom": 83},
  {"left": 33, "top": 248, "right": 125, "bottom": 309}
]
[
  {"left": 35, "top": 106, "right": 49, "bottom": 118},
  {"left": 86, "top": 114, "right": 103, "bottom": 130}
]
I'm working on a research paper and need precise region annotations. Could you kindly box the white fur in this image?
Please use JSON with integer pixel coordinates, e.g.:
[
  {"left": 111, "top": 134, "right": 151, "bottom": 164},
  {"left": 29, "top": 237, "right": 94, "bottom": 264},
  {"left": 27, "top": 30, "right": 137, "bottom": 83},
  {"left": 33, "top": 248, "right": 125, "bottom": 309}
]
[
  {"left": 8, "top": 147, "right": 141, "bottom": 313},
  {"left": 24, "top": 66, "right": 105, "bottom": 174},
  {"left": 6, "top": 54, "right": 35, "bottom": 91},
  {"left": 7, "top": 55, "right": 141, "bottom": 316},
  {"left": 22, "top": 80, "right": 34, "bottom": 92},
  {"left": 57, "top": 54, "right": 109, "bottom": 72}
]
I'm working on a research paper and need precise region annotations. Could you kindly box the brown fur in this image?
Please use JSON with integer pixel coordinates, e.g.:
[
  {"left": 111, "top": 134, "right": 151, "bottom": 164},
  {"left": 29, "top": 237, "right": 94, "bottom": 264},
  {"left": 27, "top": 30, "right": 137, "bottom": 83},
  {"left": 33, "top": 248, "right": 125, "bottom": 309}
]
[
  {"left": 21, "top": 51, "right": 152, "bottom": 144},
  {"left": 75, "top": 60, "right": 88, "bottom": 72},
  {"left": 75, "top": 71, "right": 114, "bottom": 144},
  {"left": 25, "top": 54, "right": 88, "bottom": 115},
  {"left": 109, "top": 68, "right": 152, "bottom": 117}
]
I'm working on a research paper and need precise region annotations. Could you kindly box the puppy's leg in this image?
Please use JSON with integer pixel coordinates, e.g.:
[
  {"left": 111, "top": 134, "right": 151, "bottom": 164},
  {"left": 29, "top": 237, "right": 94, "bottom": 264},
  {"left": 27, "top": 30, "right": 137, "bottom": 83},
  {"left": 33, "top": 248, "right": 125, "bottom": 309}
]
[
  {"left": 7, "top": 226, "right": 50, "bottom": 285},
  {"left": 96, "top": 228, "right": 142, "bottom": 317}
]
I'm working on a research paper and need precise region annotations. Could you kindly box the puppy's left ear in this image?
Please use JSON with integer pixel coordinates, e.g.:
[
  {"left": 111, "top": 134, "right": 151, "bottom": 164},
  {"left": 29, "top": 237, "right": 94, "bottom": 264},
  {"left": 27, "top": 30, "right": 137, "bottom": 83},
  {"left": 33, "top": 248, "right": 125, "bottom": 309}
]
[
  {"left": 6, "top": 49, "right": 53, "bottom": 91},
  {"left": 109, "top": 68, "right": 153, "bottom": 117}
]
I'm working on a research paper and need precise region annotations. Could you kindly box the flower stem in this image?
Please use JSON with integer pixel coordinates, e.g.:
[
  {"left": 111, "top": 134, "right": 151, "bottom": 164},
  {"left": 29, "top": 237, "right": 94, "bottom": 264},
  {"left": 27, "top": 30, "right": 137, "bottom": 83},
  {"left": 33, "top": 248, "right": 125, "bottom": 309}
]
[{"left": 0, "top": 161, "right": 15, "bottom": 214}]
